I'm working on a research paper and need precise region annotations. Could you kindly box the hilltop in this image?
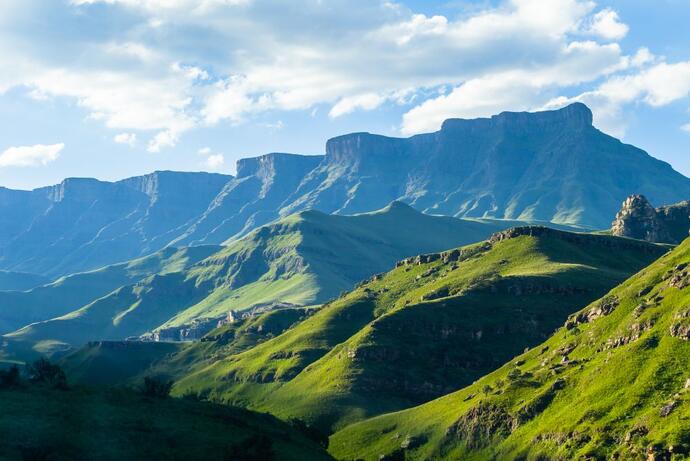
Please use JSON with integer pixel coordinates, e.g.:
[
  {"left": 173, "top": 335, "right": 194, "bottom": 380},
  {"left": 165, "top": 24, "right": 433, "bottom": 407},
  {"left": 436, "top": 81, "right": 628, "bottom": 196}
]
[
  {"left": 2, "top": 203, "right": 511, "bottom": 359},
  {"left": 330, "top": 234, "right": 690, "bottom": 460},
  {"left": 168, "top": 227, "right": 666, "bottom": 432}
]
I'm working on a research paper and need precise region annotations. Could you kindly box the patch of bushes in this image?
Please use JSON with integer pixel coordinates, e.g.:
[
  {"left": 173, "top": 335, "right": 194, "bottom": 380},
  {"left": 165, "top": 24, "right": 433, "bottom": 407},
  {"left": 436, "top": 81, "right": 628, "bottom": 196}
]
[
  {"left": 0, "top": 365, "right": 21, "bottom": 389},
  {"left": 26, "top": 358, "right": 68, "bottom": 389},
  {"left": 141, "top": 376, "right": 173, "bottom": 398}
]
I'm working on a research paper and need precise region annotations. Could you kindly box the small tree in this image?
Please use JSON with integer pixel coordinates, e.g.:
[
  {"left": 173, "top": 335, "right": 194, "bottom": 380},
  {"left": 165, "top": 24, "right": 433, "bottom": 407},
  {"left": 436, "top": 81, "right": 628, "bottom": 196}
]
[
  {"left": 141, "top": 376, "right": 173, "bottom": 399},
  {"left": 26, "top": 358, "right": 67, "bottom": 389},
  {"left": 0, "top": 365, "right": 21, "bottom": 388}
]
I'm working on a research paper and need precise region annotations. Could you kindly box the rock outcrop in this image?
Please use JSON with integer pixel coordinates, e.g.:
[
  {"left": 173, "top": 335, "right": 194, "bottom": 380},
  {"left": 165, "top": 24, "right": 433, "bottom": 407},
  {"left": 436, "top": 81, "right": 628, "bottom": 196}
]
[{"left": 612, "top": 194, "right": 690, "bottom": 243}]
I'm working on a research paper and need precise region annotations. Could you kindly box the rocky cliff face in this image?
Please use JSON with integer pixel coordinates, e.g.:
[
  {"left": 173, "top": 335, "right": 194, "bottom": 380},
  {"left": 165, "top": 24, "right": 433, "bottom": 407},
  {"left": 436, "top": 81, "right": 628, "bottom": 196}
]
[
  {"left": 0, "top": 172, "right": 230, "bottom": 277},
  {"left": 282, "top": 103, "right": 690, "bottom": 227},
  {"left": 611, "top": 194, "right": 690, "bottom": 243},
  {"left": 2, "top": 104, "right": 690, "bottom": 276}
]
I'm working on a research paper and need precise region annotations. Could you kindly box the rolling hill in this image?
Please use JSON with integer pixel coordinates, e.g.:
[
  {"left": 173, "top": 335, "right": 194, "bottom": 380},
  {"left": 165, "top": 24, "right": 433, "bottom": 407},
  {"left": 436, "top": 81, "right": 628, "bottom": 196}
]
[
  {"left": 169, "top": 227, "right": 666, "bottom": 432},
  {"left": 0, "top": 380, "right": 332, "bottom": 461},
  {"left": 330, "top": 235, "right": 690, "bottom": 461},
  {"left": 0, "top": 245, "right": 221, "bottom": 335},
  {"left": 2, "top": 203, "right": 513, "bottom": 359}
]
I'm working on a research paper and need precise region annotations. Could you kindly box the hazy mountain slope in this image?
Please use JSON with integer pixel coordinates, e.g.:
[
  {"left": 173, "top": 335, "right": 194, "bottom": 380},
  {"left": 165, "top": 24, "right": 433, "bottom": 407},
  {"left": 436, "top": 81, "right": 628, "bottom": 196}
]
[
  {"left": 0, "top": 171, "right": 229, "bottom": 277},
  {"left": 282, "top": 104, "right": 690, "bottom": 228},
  {"left": 0, "top": 271, "right": 48, "bottom": 292},
  {"left": 171, "top": 228, "right": 666, "bottom": 432},
  {"left": 0, "top": 383, "right": 332, "bottom": 461},
  {"left": 0, "top": 245, "right": 220, "bottom": 335},
  {"left": 612, "top": 194, "right": 690, "bottom": 243},
  {"left": 173, "top": 153, "right": 324, "bottom": 245},
  {"left": 330, "top": 237, "right": 690, "bottom": 461},
  {"left": 2, "top": 204, "right": 511, "bottom": 357}
]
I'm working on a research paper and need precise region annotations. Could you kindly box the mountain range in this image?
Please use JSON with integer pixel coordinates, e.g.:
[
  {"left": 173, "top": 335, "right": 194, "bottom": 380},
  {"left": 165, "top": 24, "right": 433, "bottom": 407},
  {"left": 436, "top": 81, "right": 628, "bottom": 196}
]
[
  {"left": 2, "top": 104, "right": 690, "bottom": 281},
  {"left": 1, "top": 203, "right": 514, "bottom": 360}
]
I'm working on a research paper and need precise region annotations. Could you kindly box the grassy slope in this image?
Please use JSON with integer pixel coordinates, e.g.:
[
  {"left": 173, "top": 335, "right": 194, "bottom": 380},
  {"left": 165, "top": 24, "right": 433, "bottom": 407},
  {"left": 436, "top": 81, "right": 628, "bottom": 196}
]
[
  {"left": 161, "top": 202, "right": 516, "bottom": 328},
  {"left": 61, "top": 307, "right": 319, "bottom": 387},
  {"left": 3, "top": 203, "right": 514, "bottom": 358},
  {"left": 172, "top": 228, "right": 666, "bottom": 432},
  {"left": 0, "top": 270, "right": 48, "bottom": 292},
  {"left": 0, "top": 384, "right": 332, "bottom": 461},
  {"left": 330, "top": 238, "right": 690, "bottom": 461},
  {"left": 0, "top": 245, "right": 220, "bottom": 335}
]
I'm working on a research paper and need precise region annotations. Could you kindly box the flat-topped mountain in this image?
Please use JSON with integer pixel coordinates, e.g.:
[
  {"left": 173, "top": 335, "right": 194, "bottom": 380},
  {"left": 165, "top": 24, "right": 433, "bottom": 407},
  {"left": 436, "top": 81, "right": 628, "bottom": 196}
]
[
  {"left": 282, "top": 104, "right": 690, "bottom": 228},
  {"left": 2, "top": 104, "right": 689, "bottom": 277}
]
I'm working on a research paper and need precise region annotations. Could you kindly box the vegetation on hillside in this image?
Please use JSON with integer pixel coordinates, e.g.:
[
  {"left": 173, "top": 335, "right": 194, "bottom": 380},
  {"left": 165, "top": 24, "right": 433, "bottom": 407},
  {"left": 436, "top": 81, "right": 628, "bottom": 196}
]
[{"left": 330, "top": 236, "right": 690, "bottom": 460}]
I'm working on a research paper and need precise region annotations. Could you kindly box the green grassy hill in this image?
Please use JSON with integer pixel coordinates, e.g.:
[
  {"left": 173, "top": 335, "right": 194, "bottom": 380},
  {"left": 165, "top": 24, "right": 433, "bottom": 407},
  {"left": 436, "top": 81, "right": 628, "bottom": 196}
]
[
  {"left": 171, "top": 228, "right": 666, "bottom": 432},
  {"left": 330, "top": 236, "right": 690, "bottom": 461},
  {"left": 0, "top": 382, "right": 332, "bottom": 461},
  {"left": 0, "top": 245, "right": 220, "bottom": 335},
  {"left": 61, "top": 307, "right": 318, "bottom": 386},
  {"left": 2, "top": 203, "right": 515, "bottom": 359}
]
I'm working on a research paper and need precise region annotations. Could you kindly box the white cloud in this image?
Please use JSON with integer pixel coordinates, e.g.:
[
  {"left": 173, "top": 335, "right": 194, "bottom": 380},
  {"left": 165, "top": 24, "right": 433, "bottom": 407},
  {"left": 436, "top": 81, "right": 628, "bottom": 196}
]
[
  {"left": 114, "top": 132, "right": 137, "bottom": 146},
  {"left": 198, "top": 147, "right": 212, "bottom": 155},
  {"left": 584, "top": 8, "right": 629, "bottom": 41},
  {"left": 0, "top": 0, "right": 686, "bottom": 151},
  {"left": 682, "top": 124, "right": 690, "bottom": 133},
  {"left": 544, "top": 60, "right": 690, "bottom": 136},
  {"left": 147, "top": 129, "right": 181, "bottom": 153},
  {"left": 0, "top": 143, "right": 64, "bottom": 168},
  {"left": 401, "top": 40, "right": 625, "bottom": 134},
  {"left": 204, "top": 154, "right": 225, "bottom": 169},
  {"left": 330, "top": 93, "right": 386, "bottom": 118}
]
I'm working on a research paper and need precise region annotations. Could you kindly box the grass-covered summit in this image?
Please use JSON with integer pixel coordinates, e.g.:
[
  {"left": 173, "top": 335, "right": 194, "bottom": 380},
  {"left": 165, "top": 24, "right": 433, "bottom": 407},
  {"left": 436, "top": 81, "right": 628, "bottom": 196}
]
[
  {"left": 330, "top": 235, "right": 690, "bottom": 460},
  {"left": 170, "top": 227, "right": 666, "bottom": 432},
  {"left": 2, "top": 202, "right": 511, "bottom": 359}
]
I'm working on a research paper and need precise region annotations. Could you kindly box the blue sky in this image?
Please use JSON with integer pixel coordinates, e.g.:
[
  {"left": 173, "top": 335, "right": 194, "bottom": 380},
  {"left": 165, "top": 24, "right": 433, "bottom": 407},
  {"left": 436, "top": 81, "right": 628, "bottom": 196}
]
[{"left": 0, "top": 0, "right": 689, "bottom": 191}]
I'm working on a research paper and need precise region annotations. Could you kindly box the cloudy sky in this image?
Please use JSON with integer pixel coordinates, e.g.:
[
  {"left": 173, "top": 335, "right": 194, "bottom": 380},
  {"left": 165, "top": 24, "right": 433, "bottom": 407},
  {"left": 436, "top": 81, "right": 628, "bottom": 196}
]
[{"left": 0, "top": 0, "right": 689, "bottom": 189}]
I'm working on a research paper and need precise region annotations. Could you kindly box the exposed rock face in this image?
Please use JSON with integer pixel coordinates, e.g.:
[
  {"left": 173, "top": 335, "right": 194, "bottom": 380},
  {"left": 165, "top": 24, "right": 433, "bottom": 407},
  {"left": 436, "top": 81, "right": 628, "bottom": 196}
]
[
  {"left": 283, "top": 103, "right": 690, "bottom": 228},
  {"left": 3, "top": 104, "right": 690, "bottom": 276},
  {"left": 0, "top": 171, "right": 229, "bottom": 277},
  {"left": 612, "top": 194, "right": 690, "bottom": 243}
]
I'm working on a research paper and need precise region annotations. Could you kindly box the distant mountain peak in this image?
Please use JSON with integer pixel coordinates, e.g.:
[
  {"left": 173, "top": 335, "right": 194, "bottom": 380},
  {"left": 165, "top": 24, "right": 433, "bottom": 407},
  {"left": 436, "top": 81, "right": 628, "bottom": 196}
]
[{"left": 441, "top": 102, "right": 593, "bottom": 132}]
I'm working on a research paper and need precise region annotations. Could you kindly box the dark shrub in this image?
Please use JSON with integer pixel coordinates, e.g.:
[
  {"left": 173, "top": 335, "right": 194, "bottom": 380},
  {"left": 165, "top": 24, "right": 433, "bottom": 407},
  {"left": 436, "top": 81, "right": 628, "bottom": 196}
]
[
  {"left": 225, "top": 435, "right": 275, "bottom": 461},
  {"left": 26, "top": 358, "right": 67, "bottom": 389},
  {"left": 0, "top": 365, "right": 21, "bottom": 388},
  {"left": 288, "top": 418, "right": 329, "bottom": 448},
  {"left": 141, "top": 376, "right": 173, "bottom": 399}
]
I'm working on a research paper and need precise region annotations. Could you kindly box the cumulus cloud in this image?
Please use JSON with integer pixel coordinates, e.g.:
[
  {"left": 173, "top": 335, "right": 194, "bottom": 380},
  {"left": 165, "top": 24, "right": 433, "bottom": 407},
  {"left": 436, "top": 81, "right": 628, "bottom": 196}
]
[
  {"left": 544, "top": 60, "right": 690, "bottom": 136},
  {"left": 330, "top": 93, "right": 386, "bottom": 118},
  {"left": 0, "top": 0, "right": 685, "bottom": 150},
  {"left": 114, "top": 132, "right": 137, "bottom": 146},
  {"left": 0, "top": 143, "right": 64, "bottom": 168},
  {"left": 204, "top": 154, "right": 225, "bottom": 169},
  {"left": 197, "top": 146, "right": 224, "bottom": 169},
  {"left": 584, "top": 8, "right": 629, "bottom": 40}
]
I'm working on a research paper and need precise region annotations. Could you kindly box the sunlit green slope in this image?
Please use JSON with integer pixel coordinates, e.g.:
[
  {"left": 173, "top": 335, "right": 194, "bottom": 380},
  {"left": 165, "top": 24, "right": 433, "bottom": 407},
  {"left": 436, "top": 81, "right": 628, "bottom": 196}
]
[
  {"left": 3, "top": 203, "right": 509, "bottom": 358},
  {"left": 330, "top": 236, "right": 690, "bottom": 461},
  {"left": 172, "top": 228, "right": 666, "bottom": 432}
]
